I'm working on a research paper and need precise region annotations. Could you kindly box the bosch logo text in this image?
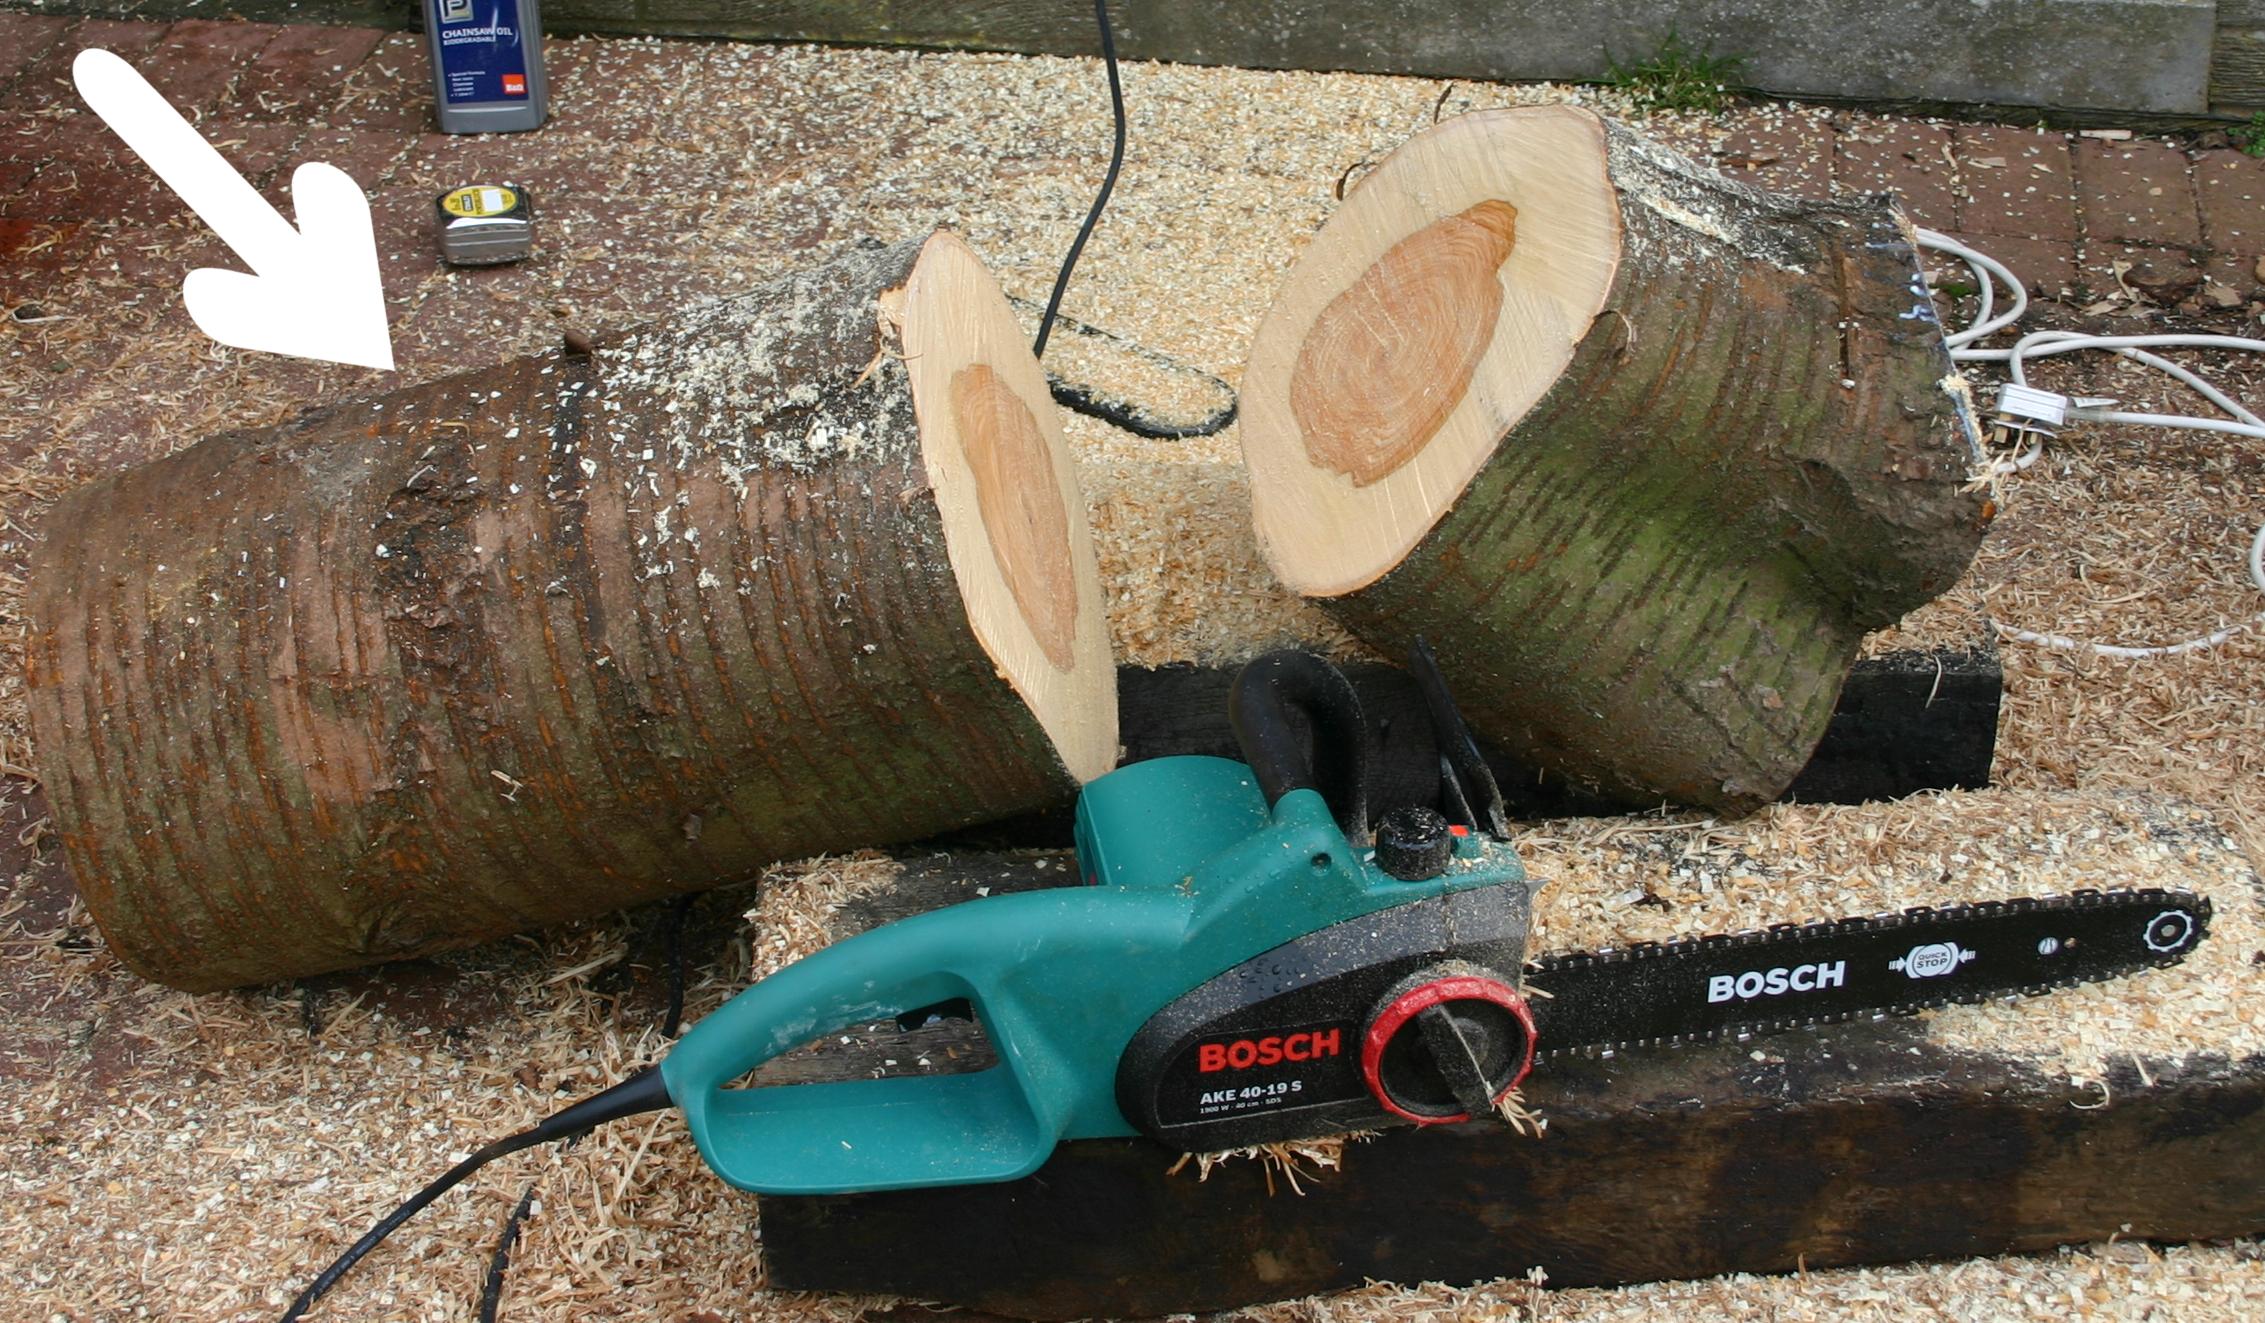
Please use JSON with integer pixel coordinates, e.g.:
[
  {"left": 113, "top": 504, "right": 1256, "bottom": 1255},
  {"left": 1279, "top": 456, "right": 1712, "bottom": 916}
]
[
  {"left": 1197, "top": 1028, "right": 1343, "bottom": 1072},
  {"left": 1706, "top": 960, "right": 1847, "bottom": 1003}
]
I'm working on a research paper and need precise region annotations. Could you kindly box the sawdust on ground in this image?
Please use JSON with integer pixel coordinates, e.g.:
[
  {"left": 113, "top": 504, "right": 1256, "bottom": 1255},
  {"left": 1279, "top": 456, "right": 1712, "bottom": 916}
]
[{"left": 1, "top": 34, "right": 2261, "bottom": 1323}]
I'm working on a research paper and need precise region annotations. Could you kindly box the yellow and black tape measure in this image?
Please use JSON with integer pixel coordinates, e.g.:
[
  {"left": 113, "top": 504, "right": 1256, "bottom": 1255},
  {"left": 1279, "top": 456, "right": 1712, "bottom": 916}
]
[{"left": 434, "top": 184, "right": 534, "bottom": 265}]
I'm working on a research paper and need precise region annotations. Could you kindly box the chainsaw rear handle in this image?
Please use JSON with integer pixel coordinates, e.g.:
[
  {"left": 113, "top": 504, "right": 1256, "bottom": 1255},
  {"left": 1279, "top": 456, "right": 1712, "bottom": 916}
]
[
  {"left": 659, "top": 888, "right": 1181, "bottom": 1195},
  {"left": 1227, "top": 650, "right": 1369, "bottom": 845}
]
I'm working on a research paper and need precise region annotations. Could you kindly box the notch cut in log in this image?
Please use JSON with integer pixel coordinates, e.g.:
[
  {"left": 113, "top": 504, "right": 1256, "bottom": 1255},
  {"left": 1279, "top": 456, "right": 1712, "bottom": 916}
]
[
  {"left": 24, "top": 230, "right": 1117, "bottom": 992},
  {"left": 1241, "top": 107, "right": 1992, "bottom": 815}
]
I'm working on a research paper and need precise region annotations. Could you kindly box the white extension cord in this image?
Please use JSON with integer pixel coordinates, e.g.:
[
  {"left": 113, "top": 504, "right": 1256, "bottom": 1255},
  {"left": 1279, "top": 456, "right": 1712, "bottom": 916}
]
[{"left": 1916, "top": 227, "right": 2265, "bottom": 659}]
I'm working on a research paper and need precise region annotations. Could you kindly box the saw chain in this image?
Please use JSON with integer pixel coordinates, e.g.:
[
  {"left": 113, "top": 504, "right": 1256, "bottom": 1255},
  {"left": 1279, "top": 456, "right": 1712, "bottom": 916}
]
[{"left": 1522, "top": 886, "right": 2212, "bottom": 1060}]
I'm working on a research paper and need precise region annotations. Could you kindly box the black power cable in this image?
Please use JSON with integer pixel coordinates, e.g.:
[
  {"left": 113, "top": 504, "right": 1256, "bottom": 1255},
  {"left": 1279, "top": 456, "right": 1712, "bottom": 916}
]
[
  {"left": 476, "top": 1178, "right": 542, "bottom": 1323},
  {"left": 1030, "top": 0, "right": 1126, "bottom": 363},
  {"left": 277, "top": 1068, "right": 671, "bottom": 1321}
]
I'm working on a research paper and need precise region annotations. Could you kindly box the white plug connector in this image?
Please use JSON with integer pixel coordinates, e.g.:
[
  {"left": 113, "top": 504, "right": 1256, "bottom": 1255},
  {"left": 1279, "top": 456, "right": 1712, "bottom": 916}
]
[{"left": 1993, "top": 382, "right": 2069, "bottom": 437}]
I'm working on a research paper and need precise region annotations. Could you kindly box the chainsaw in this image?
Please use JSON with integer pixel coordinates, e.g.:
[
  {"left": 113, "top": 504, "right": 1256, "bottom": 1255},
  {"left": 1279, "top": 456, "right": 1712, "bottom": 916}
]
[{"left": 282, "top": 645, "right": 2212, "bottom": 1315}]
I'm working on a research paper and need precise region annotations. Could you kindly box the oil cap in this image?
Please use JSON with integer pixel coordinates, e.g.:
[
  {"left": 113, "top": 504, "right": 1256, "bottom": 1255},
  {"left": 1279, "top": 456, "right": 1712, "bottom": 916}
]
[
  {"left": 436, "top": 184, "right": 534, "bottom": 266},
  {"left": 1374, "top": 806, "right": 1454, "bottom": 880}
]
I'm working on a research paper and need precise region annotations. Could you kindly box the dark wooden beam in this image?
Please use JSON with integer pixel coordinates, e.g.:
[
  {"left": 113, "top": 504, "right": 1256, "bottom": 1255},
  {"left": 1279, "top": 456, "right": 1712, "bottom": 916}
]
[
  {"left": 930, "top": 648, "right": 1999, "bottom": 852},
  {"left": 1121, "top": 647, "right": 2000, "bottom": 817},
  {"left": 752, "top": 850, "right": 2263, "bottom": 1318},
  {"left": 762, "top": 1042, "right": 2265, "bottom": 1318}
]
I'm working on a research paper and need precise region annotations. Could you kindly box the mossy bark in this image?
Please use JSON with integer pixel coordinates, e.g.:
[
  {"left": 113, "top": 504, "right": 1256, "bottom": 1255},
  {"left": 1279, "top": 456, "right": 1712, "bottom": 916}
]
[
  {"left": 25, "top": 236, "right": 1083, "bottom": 991},
  {"left": 1318, "top": 126, "right": 1990, "bottom": 813}
]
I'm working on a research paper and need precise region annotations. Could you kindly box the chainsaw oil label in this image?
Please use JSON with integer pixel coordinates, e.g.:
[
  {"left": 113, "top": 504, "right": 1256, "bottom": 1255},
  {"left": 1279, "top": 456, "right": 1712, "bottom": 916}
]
[
  {"left": 434, "top": 0, "right": 532, "bottom": 104},
  {"left": 1158, "top": 1020, "right": 1364, "bottom": 1125}
]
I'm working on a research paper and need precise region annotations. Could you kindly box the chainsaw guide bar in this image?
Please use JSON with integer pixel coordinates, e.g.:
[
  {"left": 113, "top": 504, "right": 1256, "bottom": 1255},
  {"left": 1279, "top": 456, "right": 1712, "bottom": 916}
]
[{"left": 1523, "top": 887, "right": 2212, "bottom": 1062}]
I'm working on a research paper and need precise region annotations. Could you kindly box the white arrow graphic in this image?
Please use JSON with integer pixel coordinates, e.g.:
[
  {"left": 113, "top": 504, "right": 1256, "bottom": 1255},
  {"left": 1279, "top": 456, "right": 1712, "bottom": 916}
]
[{"left": 72, "top": 48, "right": 395, "bottom": 372}]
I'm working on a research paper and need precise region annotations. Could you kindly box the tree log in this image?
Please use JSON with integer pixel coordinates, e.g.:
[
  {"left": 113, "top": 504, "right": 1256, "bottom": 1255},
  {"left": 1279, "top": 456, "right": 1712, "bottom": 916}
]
[
  {"left": 23, "top": 231, "right": 1117, "bottom": 992},
  {"left": 1240, "top": 107, "right": 1991, "bottom": 814}
]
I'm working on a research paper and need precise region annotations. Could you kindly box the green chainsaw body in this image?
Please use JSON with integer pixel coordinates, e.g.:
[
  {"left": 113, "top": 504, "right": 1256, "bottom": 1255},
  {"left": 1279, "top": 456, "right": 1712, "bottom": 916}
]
[{"left": 660, "top": 754, "right": 1529, "bottom": 1195}]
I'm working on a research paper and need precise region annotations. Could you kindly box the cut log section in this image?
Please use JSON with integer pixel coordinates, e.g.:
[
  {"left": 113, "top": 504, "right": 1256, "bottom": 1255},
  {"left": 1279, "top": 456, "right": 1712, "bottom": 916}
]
[
  {"left": 1240, "top": 107, "right": 1991, "bottom": 814},
  {"left": 23, "top": 230, "right": 1116, "bottom": 992}
]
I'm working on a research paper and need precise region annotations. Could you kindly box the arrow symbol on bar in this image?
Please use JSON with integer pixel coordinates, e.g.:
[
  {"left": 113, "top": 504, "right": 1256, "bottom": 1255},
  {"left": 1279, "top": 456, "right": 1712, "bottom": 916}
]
[{"left": 72, "top": 47, "right": 395, "bottom": 372}]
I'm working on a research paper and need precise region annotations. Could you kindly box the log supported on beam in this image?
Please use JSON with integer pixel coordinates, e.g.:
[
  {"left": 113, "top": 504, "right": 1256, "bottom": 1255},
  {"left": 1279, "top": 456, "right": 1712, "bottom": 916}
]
[
  {"left": 1240, "top": 107, "right": 1991, "bottom": 816},
  {"left": 24, "top": 231, "right": 1117, "bottom": 992},
  {"left": 1109, "top": 646, "right": 1999, "bottom": 823}
]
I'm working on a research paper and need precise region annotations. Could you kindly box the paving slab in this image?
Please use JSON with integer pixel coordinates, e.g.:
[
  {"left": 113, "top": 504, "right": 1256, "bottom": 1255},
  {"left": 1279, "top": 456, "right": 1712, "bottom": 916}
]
[
  {"left": 2078, "top": 239, "right": 2206, "bottom": 302},
  {"left": 287, "top": 123, "right": 417, "bottom": 193},
  {"left": 215, "top": 21, "right": 384, "bottom": 122},
  {"left": 134, "top": 17, "right": 280, "bottom": 122},
  {"left": 4, "top": 107, "right": 184, "bottom": 231},
  {"left": 0, "top": 18, "right": 170, "bottom": 111},
  {"left": 0, "top": 12, "right": 70, "bottom": 91},
  {"left": 1834, "top": 116, "right": 1959, "bottom": 228},
  {"left": 1938, "top": 230, "right": 2079, "bottom": 296},
  {"left": 1711, "top": 104, "right": 1835, "bottom": 199},
  {"left": 1952, "top": 124, "right": 2076, "bottom": 242},
  {"left": 329, "top": 29, "right": 431, "bottom": 133},
  {"left": 2193, "top": 149, "right": 2265, "bottom": 260},
  {"left": 2074, "top": 139, "right": 2203, "bottom": 246}
]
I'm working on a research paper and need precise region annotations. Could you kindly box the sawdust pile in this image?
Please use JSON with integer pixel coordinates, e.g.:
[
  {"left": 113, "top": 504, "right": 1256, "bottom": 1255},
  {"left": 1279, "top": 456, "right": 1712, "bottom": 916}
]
[{"left": 2, "top": 29, "right": 2262, "bottom": 1323}]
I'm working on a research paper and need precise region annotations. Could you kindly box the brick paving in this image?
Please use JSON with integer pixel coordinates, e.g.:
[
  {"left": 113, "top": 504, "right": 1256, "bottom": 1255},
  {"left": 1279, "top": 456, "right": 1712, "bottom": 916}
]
[{"left": 0, "top": 16, "right": 2258, "bottom": 478}]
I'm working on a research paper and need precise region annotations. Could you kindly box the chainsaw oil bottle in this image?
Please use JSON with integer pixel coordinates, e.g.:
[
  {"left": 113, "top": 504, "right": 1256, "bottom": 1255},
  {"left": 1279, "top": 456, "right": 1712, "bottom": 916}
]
[{"left": 423, "top": 0, "right": 548, "bottom": 133}]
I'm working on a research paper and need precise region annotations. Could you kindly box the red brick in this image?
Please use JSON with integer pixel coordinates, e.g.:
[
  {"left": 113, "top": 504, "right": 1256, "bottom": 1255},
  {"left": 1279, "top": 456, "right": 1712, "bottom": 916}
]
[
  {"left": 289, "top": 126, "right": 416, "bottom": 192},
  {"left": 138, "top": 19, "right": 282, "bottom": 122},
  {"left": 2204, "top": 250, "right": 2263, "bottom": 298},
  {"left": 0, "top": 13, "right": 70, "bottom": 91},
  {"left": 545, "top": 36, "right": 695, "bottom": 141},
  {"left": 1711, "top": 105, "right": 1834, "bottom": 199},
  {"left": 0, "top": 111, "right": 48, "bottom": 172},
  {"left": 1936, "top": 230, "right": 2078, "bottom": 298},
  {"left": 1835, "top": 116, "right": 1960, "bottom": 229},
  {"left": 331, "top": 32, "right": 434, "bottom": 133},
  {"left": 4, "top": 109, "right": 182, "bottom": 229},
  {"left": 1952, "top": 125, "right": 2075, "bottom": 242},
  {"left": 2, "top": 19, "right": 172, "bottom": 111},
  {"left": 208, "top": 120, "right": 310, "bottom": 204},
  {"left": 395, "top": 269, "right": 569, "bottom": 377},
  {"left": 364, "top": 183, "right": 449, "bottom": 307},
  {"left": 217, "top": 24, "right": 385, "bottom": 123},
  {"left": 2073, "top": 140, "right": 2201, "bottom": 246},
  {"left": 2077, "top": 240, "right": 2204, "bottom": 303},
  {"left": 0, "top": 217, "right": 99, "bottom": 296},
  {"left": 1635, "top": 113, "right": 1719, "bottom": 164},
  {"left": 2193, "top": 149, "right": 2265, "bottom": 258}
]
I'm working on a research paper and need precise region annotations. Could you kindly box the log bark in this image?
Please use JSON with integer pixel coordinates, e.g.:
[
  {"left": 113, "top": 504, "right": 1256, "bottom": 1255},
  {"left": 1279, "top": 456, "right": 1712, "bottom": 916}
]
[
  {"left": 1240, "top": 107, "right": 1991, "bottom": 814},
  {"left": 24, "top": 231, "right": 1117, "bottom": 992}
]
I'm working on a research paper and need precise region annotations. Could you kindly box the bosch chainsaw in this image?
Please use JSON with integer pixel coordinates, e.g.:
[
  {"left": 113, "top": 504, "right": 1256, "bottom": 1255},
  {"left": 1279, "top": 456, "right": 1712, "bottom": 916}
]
[{"left": 283, "top": 646, "right": 2211, "bottom": 1316}]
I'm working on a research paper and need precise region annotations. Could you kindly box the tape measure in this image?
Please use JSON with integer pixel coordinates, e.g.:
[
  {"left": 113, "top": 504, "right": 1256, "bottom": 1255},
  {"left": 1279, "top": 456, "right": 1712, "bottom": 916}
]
[{"left": 435, "top": 184, "right": 534, "bottom": 266}]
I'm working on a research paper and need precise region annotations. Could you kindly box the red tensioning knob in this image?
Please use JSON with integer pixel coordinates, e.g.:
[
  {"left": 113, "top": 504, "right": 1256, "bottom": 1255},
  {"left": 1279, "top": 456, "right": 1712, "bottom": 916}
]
[{"left": 1360, "top": 974, "right": 1536, "bottom": 1125}]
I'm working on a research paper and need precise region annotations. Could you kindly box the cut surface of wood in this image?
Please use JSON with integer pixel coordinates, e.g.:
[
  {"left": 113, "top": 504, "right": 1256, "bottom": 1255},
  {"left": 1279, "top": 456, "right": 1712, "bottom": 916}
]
[
  {"left": 899, "top": 232, "right": 1115, "bottom": 781},
  {"left": 1248, "top": 108, "right": 1620, "bottom": 592},
  {"left": 1241, "top": 107, "right": 1990, "bottom": 813},
  {"left": 22, "top": 230, "right": 1116, "bottom": 991}
]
